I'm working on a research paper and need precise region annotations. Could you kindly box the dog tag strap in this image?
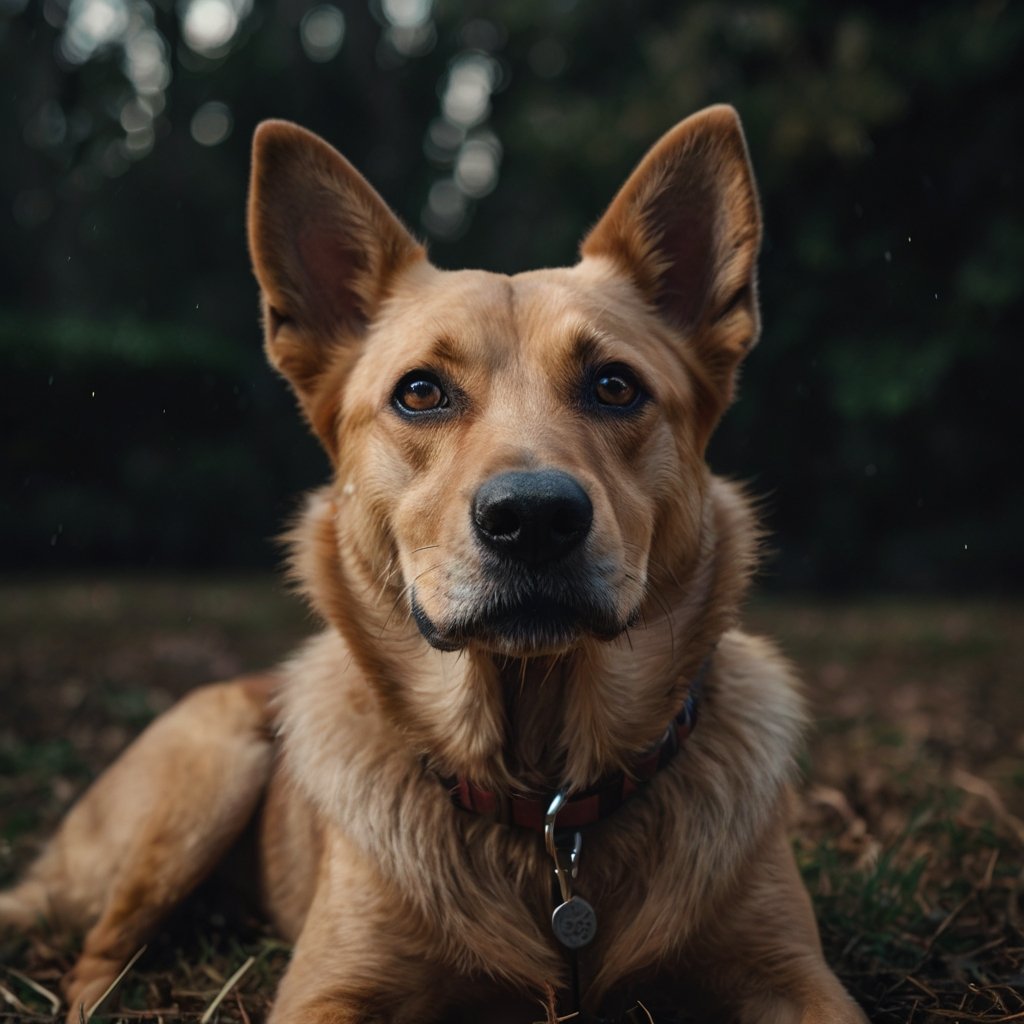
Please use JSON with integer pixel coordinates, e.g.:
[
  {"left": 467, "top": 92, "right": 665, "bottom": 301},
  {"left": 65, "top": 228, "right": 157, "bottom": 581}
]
[{"left": 545, "top": 789, "right": 598, "bottom": 950}]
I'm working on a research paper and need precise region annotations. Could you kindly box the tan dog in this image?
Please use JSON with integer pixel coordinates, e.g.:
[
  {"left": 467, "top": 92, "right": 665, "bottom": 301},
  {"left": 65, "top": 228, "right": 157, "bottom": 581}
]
[{"left": 1, "top": 106, "right": 868, "bottom": 1024}]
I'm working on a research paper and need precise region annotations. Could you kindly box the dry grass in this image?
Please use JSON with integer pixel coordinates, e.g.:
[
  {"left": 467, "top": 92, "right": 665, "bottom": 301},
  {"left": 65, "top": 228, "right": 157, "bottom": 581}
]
[
  {"left": 1, "top": 580, "right": 1022, "bottom": 1022},
  {"left": 752, "top": 599, "right": 1024, "bottom": 1023}
]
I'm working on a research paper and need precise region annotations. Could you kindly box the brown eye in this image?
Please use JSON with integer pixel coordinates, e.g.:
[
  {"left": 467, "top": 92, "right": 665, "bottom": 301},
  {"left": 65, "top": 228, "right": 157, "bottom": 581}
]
[
  {"left": 594, "top": 365, "right": 641, "bottom": 408},
  {"left": 395, "top": 372, "right": 449, "bottom": 414}
]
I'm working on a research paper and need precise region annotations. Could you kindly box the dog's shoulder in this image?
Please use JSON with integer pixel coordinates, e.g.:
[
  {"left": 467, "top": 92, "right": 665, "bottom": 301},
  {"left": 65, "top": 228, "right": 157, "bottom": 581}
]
[
  {"left": 275, "top": 629, "right": 402, "bottom": 785},
  {"left": 689, "top": 628, "right": 806, "bottom": 796},
  {"left": 711, "top": 628, "right": 806, "bottom": 733}
]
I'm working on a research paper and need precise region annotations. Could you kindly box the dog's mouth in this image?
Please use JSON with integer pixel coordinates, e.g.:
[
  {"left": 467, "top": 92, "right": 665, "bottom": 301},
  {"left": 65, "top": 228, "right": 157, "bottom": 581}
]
[{"left": 411, "top": 587, "right": 630, "bottom": 656}]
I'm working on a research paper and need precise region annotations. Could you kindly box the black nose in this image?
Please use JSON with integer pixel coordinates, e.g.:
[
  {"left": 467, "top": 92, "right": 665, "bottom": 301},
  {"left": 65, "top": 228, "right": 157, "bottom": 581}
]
[{"left": 472, "top": 470, "right": 593, "bottom": 564}]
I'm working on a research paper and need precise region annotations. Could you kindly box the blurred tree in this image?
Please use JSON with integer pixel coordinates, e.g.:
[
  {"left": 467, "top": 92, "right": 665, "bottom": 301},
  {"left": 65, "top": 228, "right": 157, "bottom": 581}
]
[{"left": 1, "top": 0, "right": 1020, "bottom": 589}]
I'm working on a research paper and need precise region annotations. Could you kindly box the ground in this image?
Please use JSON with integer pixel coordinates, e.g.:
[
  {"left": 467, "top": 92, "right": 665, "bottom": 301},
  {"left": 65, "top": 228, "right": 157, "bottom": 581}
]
[{"left": 1, "top": 579, "right": 1022, "bottom": 1022}]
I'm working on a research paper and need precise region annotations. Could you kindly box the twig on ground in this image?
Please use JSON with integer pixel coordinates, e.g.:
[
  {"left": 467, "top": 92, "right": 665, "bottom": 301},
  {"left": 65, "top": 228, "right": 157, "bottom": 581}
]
[
  {"left": 0, "top": 982, "right": 31, "bottom": 1015},
  {"left": 199, "top": 955, "right": 255, "bottom": 1024},
  {"left": 86, "top": 944, "right": 148, "bottom": 1021},
  {"left": 5, "top": 967, "right": 61, "bottom": 1015},
  {"left": 234, "top": 989, "right": 251, "bottom": 1024}
]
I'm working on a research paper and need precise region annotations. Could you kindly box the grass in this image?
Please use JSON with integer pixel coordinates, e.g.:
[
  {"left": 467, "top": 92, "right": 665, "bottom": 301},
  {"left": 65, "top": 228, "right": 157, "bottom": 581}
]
[
  {"left": 1, "top": 579, "right": 1022, "bottom": 1022},
  {"left": 751, "top": 599, "right": 1024, "bottom": 1022}
]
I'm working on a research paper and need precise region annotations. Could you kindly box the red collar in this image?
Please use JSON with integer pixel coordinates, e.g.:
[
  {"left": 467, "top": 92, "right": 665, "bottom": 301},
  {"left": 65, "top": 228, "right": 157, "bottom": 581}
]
[{"left": 441, "top": 658, "right": 709, "bottom": 832}]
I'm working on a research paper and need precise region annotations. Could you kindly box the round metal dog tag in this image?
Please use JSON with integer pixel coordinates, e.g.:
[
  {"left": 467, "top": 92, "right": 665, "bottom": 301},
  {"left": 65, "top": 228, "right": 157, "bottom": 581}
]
[{"left": 551, "top": 896, "right": 597, "bottom": 949}]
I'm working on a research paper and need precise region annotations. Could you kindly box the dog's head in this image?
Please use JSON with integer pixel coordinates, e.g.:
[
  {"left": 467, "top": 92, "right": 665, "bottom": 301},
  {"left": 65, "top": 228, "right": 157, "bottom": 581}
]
[{"left": 248, "top": 107, "right": 760, "bottom": 665}]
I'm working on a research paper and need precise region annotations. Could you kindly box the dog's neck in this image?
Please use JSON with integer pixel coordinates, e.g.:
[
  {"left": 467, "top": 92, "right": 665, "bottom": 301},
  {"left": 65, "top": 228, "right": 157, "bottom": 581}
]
[
  {"left": 495, "top": 655, "right": 573, "bottom": 790},
  {"left": 287, "top": 474, "right": 757, "bottom": 794},
  {"left": 490, "top": 476, "right": 754, "bottom": 791}
]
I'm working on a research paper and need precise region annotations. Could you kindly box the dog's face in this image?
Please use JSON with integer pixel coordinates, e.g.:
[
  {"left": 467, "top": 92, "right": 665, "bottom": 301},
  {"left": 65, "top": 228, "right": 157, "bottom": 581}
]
[
  {"left": 248, "top": 108, "right": 761, "bottom": 661},
  {"left": 337, "top": 262, "right": 708, "bottom": 657}
]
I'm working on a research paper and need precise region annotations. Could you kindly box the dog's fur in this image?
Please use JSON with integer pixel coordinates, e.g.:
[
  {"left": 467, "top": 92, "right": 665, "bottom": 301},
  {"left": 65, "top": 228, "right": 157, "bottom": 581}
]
[{"left": 1, "top": 106, "right": 868, "bottom": 1023}]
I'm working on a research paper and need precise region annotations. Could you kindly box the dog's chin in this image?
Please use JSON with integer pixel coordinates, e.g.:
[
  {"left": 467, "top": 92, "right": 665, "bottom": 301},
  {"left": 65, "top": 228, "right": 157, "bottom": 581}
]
[{"left": 411, "top": 594, "right": 628, "bottom": 657}]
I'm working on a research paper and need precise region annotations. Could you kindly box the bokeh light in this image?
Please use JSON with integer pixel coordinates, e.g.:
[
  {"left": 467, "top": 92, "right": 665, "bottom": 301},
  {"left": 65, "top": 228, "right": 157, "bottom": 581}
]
[
  {"left": 300, "top": 5, "right": 346, "bottom": 63},
  {"left": 421, "top": 44, "right": 503, "bottom": 240},
  {"left": 441, "top": 53, "right": 497, "bottom": 129},
  {"left": 190, "top": 101, "right": 233, "bottom": 146},
  {"left": 422, "top": 179, "right": 467, "bottom": 239},
  {"left": 60, "top": 0, "right": 129, "bottom": 63},
  {"left": 379, "top": 0, "right": 434, "bottom": 57},
  {"left": 381, "top": 0, "right": 431, "bottom": 28},
  {"left": 124, "top": 29, "right": 171, "bottom": 95},
  {"left": 454, "top": 134, "right": 501, "bottom": 198},
  {"left": 181, "top": 0, "right": 251, "bottom": 57}
]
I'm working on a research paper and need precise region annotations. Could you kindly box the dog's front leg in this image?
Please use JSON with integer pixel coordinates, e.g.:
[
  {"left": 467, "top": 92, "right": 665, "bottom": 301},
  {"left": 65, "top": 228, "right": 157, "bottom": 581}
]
[
  {"left": 267, "top": 831, "right": 452, "bottom": 1024},
  {"left": 699, "top": 826, "right": 869, "bottom": 1024},
  {"left": 4, "top": 676, "right": 277, "bottom": 1024}
]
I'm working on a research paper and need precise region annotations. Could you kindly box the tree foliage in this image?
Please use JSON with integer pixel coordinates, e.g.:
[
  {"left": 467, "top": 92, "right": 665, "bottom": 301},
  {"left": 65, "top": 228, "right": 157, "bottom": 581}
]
[{"left": 2, "top": 0, "right": 1021, "bottom": 588}]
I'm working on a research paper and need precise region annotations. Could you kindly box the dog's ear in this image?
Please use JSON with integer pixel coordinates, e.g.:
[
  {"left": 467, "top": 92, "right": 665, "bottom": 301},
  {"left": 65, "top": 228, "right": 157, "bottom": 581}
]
[
  {"left": 581, "top": 105, "right": 762, "bottom": 409},
  {"left": 248, "top": 120, "right": 424, "bottom": 445}
]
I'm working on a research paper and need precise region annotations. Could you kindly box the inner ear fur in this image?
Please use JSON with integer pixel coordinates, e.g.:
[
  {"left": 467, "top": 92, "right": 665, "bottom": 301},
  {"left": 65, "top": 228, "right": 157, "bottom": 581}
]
[
  {"left": 247, "top": 120, "right": 424, "bottom": 444},
  {"left": 580, "top": 105, "right": 762, "bottom": 412}
]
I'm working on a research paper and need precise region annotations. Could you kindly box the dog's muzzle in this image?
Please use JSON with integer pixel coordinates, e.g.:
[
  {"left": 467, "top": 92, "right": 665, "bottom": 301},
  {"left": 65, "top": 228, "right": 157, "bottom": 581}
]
[{"left": 411, "top": 470, "right": 629, "bottom": 654}]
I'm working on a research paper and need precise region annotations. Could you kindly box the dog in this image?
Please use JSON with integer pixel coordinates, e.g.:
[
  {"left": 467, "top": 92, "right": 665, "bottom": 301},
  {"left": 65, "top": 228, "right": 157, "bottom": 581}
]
[{"left": 1, "top": 105, "right": 868, "bottom": 1024}]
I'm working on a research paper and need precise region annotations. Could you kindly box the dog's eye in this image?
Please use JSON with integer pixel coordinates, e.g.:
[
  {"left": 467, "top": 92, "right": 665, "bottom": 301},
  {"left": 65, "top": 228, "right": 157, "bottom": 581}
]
[
  {"left": 594, "top": 364, "right": 641, "bottom": 408},
  {"left": 394, "top": 373, "right": 449, "bottom": 413}
]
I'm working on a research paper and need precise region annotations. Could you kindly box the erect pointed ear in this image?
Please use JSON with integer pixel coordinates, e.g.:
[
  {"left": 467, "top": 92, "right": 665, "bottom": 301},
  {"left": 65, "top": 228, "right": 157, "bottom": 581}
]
[
  {"left": 247, "top": 120, "right": 425, "bottom": 444},
  {"left": 580, "top": 105, "right": 762, "bottom": 409}
]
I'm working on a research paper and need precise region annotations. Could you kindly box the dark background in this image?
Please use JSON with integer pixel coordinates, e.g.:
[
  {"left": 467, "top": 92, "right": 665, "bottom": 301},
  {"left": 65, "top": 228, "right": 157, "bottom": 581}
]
[{"left": 2, "top": 0, "right": 1021, "bottom": 591}]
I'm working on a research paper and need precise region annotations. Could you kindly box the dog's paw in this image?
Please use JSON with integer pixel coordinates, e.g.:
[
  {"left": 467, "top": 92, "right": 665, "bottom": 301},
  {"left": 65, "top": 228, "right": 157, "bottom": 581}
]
[{"left": 63, "top": 952, "right": 126, "bottom": 1024}]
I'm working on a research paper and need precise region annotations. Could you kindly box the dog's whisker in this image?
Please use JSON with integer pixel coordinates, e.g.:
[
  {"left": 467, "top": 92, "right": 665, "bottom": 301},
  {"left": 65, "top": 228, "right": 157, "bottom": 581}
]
[
  {"left": 380, "top": 561, "right": 445, "bottom": 636},
  {"left": 643, "top": 587, "right": 677, "bottom": 661},
  {"left": 620, "top": 541, "right": 685, "bottom": 593},
  {"left": 381, "top": 582, "right": 415, "bottom": 635},
  {"left": 376, "top": 546, "right": 443, "bottom": 603},
  {"left": 376, "top": 560, "right": 402, "bottom": 603}
]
